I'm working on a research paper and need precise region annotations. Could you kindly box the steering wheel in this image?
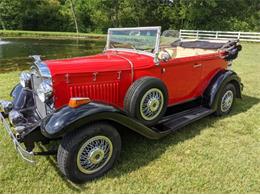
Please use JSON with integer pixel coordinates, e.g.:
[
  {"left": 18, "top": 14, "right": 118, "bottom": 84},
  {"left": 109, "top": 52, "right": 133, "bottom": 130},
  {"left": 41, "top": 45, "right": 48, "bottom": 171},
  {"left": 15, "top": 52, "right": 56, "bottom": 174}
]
[{"left": 164, "top": 49, "right": 171, "bottom": 58}]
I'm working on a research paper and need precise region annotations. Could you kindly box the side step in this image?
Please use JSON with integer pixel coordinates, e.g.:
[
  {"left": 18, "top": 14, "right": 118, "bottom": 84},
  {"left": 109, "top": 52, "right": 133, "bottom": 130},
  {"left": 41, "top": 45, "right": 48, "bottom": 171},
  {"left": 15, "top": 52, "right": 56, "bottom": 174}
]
[{"left": 154, "top": 106, "right": 214, "bottom": 132}]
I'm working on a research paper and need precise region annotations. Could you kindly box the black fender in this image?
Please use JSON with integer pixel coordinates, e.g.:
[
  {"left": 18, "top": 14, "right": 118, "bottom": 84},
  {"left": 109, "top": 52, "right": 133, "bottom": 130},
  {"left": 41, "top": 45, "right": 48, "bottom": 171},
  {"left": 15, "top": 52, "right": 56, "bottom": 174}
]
[
  {"left": 41, "top": 102, "right": 167, "bottom": 140},
  {"left": 10, "top": 84, "right": 35, "bottom": 111},
  {"left": 10, "top": 83, "right": 23, "bottom": 99},
  {"left": 203, "top": 70, "right": 243, "bottom": 111}
]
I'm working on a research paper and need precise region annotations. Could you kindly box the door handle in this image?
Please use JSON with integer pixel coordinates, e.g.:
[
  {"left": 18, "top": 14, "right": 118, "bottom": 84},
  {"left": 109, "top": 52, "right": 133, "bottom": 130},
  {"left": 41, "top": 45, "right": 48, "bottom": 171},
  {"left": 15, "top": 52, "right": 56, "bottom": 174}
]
[{"left": 193, "top": 63, "right": 202, "bottom": 68}]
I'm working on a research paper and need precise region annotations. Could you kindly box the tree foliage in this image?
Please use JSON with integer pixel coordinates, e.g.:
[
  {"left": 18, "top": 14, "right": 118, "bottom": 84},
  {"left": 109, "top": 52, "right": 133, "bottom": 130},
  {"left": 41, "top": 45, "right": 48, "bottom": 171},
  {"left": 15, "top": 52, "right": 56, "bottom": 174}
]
[{"left": 0, "top": 0, "right": 259, "bottom": 32}]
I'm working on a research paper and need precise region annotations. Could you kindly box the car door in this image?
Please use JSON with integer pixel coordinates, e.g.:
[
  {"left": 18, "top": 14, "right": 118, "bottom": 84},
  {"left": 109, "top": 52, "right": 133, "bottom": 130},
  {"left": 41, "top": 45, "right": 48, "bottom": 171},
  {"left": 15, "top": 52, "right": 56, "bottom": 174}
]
[{"left": 160, "top": 56, "right": 203, "bottom": 105}]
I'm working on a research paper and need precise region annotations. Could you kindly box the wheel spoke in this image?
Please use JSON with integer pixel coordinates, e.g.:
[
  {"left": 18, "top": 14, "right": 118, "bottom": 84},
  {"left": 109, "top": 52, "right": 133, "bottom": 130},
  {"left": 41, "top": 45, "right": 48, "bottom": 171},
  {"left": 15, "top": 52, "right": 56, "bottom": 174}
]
[
  {"left": 221, "top": 90, "right": 234, "bottom": 112},
  {"left": 77, "top": 136, "right": 113, "bottom": 174},
  {"left": 140, "top": 88, "right": 164, "bottom": 121}
]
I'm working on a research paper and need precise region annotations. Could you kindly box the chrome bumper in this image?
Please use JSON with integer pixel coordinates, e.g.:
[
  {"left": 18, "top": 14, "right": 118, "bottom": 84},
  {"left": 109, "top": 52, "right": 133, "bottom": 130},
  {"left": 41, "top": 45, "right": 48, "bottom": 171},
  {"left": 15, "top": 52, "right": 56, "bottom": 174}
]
[{"left": 0, "top": 112, "right": 35, "bottom": 163}]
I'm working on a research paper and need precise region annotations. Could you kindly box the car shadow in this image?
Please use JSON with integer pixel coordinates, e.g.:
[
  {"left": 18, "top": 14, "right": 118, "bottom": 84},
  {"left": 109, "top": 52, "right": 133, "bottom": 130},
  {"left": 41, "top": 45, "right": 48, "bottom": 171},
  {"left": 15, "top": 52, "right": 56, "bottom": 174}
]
[
  {"left": 41, "top": 94, "right": 259, "bottom": 189},
  {"left": 229, "top": 94, "right": 259, "bottom": 116},
  {"left": 37, "top": 144, "right": 85, "bottom": 192},
  {"left": 105, "top": 94, "right": 260, "bottom": 179}
]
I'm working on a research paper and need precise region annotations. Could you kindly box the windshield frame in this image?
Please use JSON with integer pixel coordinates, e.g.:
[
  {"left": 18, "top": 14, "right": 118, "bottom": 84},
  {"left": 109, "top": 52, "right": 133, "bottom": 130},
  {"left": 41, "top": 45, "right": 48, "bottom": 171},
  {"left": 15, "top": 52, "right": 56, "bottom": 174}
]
[{"left": 105, "top": 26, "right": 161, "bottom": 57}]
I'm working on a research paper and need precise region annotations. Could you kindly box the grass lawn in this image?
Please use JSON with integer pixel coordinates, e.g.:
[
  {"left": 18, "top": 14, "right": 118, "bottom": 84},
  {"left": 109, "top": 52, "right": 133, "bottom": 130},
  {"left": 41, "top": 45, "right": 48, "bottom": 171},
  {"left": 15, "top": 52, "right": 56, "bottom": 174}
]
[{"left": 0, "top": 43, "right": 259, "bottom": 193}]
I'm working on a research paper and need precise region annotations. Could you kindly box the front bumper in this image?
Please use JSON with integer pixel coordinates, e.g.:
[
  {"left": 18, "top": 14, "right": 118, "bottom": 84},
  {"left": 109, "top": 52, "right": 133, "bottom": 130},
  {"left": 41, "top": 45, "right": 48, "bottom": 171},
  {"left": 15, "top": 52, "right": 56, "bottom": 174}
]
[
  {"left": 0, "top": 112, "right": 35, "bottom": 163},
  {"left": 0, "top": 84, "right": 50, "bottom": 163}
]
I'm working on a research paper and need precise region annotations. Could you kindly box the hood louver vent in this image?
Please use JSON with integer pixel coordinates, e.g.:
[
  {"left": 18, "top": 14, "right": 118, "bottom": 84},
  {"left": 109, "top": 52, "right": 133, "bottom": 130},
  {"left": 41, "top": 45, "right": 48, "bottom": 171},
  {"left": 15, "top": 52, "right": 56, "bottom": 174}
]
[{"left": 69, "top": 82, "right": 120, "bottom": 105}]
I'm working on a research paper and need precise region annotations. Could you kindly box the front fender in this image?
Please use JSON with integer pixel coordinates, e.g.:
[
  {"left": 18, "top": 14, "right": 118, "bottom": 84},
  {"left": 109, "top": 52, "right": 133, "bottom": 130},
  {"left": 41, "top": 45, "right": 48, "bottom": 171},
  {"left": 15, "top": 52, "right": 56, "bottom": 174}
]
[
  {"left": 203, "top": 70, "right": 242, "bottom": 110},
  {"left": 41, "top": 102, "right": 166, "bottom": 140},
  {"left": 10, "top": 83, "right": 23, "bottom": 99}
]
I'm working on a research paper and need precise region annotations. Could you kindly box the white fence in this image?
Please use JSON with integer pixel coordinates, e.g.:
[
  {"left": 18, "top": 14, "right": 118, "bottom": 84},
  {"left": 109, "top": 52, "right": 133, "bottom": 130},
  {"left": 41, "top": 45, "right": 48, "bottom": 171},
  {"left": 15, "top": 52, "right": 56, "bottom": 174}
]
[{"left": 179, "top": 29, "right": 260, "bottom": 42}]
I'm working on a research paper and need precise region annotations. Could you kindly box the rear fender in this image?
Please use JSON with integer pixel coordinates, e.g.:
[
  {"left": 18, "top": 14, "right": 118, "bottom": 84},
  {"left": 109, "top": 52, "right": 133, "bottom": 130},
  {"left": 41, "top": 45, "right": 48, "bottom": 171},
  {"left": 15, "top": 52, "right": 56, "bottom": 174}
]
[
  {"left": 41, "top": 102, "right": 166, "bottom": 140},
  {"left": 203, "top": 70, "right": 242, "bottom": 110}
]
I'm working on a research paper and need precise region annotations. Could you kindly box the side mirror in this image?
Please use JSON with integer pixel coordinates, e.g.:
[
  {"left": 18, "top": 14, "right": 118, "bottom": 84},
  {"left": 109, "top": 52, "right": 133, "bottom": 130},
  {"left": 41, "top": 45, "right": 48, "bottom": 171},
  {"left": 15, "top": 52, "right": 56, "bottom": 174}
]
[{"left": 158, "top": 51, "right": 171, "bottom": 62}]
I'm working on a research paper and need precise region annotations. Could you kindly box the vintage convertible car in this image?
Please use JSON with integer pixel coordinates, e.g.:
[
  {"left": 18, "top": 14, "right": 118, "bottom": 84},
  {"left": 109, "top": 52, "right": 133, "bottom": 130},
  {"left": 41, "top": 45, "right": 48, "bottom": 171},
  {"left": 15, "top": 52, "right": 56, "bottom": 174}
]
[{"left": 0, "top": 26, "right": 242, "bottom": 183}]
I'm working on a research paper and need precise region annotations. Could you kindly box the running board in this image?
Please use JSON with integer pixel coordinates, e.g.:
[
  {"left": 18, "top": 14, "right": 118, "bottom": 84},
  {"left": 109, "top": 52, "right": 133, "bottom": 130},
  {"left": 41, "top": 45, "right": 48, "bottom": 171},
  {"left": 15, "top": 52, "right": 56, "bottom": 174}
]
[{"left": 154, "top": 106, "right": 214, "bottom": 132}]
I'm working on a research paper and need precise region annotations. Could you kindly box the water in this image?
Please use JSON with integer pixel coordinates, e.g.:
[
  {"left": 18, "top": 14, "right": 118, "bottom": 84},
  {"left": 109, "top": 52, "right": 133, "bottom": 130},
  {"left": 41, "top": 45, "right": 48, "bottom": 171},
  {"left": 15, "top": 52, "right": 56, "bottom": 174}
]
[
  {"left": 0, "top": 40, "right": 10, "bottom": 45},
  {"left": 0, "top": 38, "right": 105, "bottom": 72}
]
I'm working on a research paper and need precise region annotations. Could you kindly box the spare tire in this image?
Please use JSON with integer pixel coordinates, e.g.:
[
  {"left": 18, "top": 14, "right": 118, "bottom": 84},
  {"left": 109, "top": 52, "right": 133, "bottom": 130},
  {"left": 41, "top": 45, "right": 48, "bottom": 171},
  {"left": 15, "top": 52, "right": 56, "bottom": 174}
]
[{"left": 124, "top": 77, "right": 168, "bottom": 126}]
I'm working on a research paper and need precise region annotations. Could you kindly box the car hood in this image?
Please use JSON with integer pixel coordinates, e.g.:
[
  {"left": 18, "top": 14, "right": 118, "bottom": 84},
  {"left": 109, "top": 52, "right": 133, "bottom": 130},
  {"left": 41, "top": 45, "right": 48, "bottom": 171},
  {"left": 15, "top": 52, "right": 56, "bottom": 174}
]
[{"left": 44, "top": 51, "right": 154, "bottom": 76}]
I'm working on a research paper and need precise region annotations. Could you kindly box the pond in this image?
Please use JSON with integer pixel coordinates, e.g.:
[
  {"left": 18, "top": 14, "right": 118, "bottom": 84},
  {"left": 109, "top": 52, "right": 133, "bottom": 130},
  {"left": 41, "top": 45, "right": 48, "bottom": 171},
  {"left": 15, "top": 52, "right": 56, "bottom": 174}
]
[{"left": 0, "top": 38, "right": 106, "bottom": 72}]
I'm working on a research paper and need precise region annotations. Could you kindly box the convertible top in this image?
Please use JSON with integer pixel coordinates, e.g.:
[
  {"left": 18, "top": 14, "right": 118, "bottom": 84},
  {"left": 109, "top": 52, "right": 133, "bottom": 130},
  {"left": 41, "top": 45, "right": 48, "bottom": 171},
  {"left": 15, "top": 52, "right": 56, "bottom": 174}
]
[
  {"left": 168, "top": 39, "right": 241, "bottom": 61},
  {"left": 171, "top": 40, "right": 226, "bottom": 49}
]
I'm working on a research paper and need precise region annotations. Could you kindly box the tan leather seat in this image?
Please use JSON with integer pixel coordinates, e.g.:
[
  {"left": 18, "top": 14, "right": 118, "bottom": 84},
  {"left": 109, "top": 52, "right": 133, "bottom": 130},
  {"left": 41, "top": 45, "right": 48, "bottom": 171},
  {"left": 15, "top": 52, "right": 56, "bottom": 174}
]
[
  {"left": 175, "top": 46, "right": 216, "bottom": 58},
  {"left": 158, "top": 47, "right": 217, "bottom": 60}
]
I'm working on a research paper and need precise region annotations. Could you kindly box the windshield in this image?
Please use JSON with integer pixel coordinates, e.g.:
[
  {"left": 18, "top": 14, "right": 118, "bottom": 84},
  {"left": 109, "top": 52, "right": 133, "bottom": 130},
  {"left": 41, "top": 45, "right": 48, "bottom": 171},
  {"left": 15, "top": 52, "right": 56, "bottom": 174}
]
[{"left": 106, "top": 27, "right": 161, "bottom": 54}]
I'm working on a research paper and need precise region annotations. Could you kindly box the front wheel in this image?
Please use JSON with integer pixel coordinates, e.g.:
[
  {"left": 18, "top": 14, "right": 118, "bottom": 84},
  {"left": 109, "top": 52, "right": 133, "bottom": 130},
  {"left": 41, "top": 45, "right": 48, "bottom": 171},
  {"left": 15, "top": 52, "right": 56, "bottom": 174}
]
[
  {"left": 57, "top": 122, "right": 121, "bottom": 183},
  {"left": 215, "top": 83, "right": 236, "bottom": 116}
]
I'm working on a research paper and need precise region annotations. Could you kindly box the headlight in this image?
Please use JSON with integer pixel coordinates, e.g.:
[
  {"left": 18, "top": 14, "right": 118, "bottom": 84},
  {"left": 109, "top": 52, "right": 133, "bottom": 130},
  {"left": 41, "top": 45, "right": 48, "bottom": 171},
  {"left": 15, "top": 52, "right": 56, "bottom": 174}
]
[
  {"left": 20, "top": 72, "right": 32, "bottom": 88},
  {"left": 37, "top": 80, "right": 53, "bottom": 102}
]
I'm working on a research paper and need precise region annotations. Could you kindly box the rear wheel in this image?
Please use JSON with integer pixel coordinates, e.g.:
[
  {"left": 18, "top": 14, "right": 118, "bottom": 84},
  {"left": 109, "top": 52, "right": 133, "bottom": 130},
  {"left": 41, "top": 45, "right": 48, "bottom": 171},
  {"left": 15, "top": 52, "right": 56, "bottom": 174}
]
[
  {"left": 57, "top": 122, "right": 121, "bottom": 183},
  {"left": 124, "top": 77, "right": 168, "bottom": 126},
  {"left": 215, "top": 83, "right": 236, "bottom": 116}
]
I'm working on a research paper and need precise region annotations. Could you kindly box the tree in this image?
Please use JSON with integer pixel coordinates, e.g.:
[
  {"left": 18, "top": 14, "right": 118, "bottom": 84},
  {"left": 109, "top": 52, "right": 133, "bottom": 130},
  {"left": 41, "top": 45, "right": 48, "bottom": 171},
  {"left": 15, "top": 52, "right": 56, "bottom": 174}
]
[
  {"left": 0, "top": 0, "right": 23, "bottom": 30},
  {"left": 69, "top": 0, "right": 79, "bottom": 33},
  {"left": 0, "top": 0, "right": 259, "bottom": 32},
  {"left": 0, "top": 15, "right": 6, "bottom": 30}
]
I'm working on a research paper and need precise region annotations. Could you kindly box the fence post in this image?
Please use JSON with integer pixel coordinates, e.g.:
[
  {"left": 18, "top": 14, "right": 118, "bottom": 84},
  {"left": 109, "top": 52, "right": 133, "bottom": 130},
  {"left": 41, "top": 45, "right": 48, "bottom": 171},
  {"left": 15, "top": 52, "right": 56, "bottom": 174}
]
[
  {"left": 216, "top": 31, "right": 219, "bottom": 39},
  {"left": 196, "top": 30, "right": 199, "bottom": 39},
  {"left": 179, "top": 29, "right": 182, "bottom": 39},
  {"left": 238, "top": 32, "right": 241, "bottom": 39}
]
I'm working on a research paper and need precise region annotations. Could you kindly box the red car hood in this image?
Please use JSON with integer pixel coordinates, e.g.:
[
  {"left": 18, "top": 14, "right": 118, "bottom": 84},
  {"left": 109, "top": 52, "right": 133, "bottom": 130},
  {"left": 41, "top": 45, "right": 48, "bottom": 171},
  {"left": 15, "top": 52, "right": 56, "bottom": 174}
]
[{"left": 44, "top": 51, "right": 154, "bottom": 76}]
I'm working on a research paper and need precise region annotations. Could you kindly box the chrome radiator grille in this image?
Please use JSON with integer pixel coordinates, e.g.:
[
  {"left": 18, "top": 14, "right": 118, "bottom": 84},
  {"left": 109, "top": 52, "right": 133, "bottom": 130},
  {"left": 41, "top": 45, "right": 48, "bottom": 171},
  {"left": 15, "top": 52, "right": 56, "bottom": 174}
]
[{"left": 31, "top": 74, "right": 47, "bottom": 118}]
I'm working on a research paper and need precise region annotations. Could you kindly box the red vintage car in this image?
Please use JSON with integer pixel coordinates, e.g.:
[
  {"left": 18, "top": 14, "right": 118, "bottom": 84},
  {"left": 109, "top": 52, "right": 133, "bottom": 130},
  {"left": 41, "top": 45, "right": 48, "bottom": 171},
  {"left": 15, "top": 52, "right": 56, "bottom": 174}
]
[{"left": 0, "top": 27, "right": 242, "bottom": 183}]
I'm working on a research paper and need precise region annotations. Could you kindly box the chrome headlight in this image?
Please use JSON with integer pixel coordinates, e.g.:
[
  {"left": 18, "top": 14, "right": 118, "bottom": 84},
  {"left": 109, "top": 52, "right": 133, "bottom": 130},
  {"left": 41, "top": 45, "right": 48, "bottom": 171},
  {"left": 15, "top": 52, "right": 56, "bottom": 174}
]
[
  {"left": 20, "top": 72, "right": 32, "bottom": 88},
  {"left": 37, "top": 80, "right": 53, "bottom": 102}
]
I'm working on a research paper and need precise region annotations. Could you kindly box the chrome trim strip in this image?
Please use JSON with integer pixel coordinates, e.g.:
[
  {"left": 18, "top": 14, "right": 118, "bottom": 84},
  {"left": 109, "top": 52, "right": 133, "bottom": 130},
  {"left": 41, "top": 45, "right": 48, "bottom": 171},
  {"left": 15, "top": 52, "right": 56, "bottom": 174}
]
[
  {"left": 108, "top": 26, "right": 161, "bottom": 31},
  {"left": 155, "top": 26, "right": 161, "bottom": 54},
  {"left": 114, "top": 54, "right": 134, "bottom": 83},
  {"left": 0, "top": 112, "right": 35, "bottom": 163},
  {"left": 30, "top": 55, "right": 51, "bottom": 78},
  {"left": 106, "top": 48, "right": 155, "bottom": 57}
]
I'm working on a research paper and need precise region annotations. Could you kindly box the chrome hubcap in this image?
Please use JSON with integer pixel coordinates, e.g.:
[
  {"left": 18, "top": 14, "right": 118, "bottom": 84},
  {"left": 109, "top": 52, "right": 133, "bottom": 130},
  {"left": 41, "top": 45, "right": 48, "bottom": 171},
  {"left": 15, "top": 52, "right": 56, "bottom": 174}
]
[
  {"left": 89, "top": 148, "right": 105, "bottom": 164},
  {"left": 221, "top": 90, "right": 234, "bottom": 112},
  {"left": 77, "top": 136, "right": 113, "bottom": 174},
  {"left": 140, "top": 88, "right": 164, "bottom": 121},
  {"left": 148, "top": 99, "right": 160, "bottom": 112}
]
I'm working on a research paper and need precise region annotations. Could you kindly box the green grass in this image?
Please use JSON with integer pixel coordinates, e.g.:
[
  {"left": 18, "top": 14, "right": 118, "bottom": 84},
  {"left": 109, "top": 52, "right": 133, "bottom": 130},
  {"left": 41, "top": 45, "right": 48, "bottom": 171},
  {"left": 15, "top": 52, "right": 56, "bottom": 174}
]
[
  {"left": 0, "top": 30, "right": 106, "bottom": 40},
  {"left": 0, "top": 43, "right": 260, "bottom": 193}
]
